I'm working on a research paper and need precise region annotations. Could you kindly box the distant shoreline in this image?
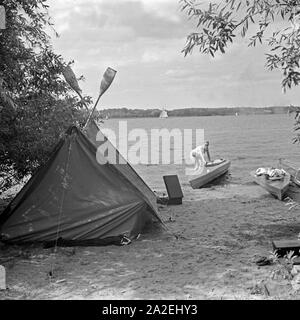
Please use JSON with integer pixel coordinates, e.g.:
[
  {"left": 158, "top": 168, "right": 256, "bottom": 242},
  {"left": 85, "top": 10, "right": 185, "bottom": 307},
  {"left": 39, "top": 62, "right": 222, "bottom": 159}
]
[{"left": 100, "top": 106, "right": 296, "bottom": 119}]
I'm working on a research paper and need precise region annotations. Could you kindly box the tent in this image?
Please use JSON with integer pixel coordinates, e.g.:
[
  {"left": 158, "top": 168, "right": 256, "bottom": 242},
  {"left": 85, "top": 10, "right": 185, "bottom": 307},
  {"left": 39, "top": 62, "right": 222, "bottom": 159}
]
[
  {"left": 0, "top": 124, "right": 163, "bottom": 245},
  {"left": 84, "top": 120, "right": 158, "bottom": 210}
]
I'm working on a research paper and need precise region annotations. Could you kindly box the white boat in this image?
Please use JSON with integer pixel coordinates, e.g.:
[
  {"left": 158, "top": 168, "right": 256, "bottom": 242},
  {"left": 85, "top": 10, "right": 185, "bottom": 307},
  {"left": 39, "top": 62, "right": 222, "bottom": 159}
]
[
  {"left": 188, "top": 159, "right": 231, "bottom": 189},
  {"left": 159, "top": 109, "right": 168, "bottom": 118},
  {"left": 250, "top": 170, "right": 291, "bottom": 200}
]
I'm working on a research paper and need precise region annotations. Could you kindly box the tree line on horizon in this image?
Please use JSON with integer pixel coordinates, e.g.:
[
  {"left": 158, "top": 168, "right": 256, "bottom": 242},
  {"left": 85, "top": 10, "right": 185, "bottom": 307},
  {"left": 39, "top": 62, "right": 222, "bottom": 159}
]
[{"left": 100, "top": 106, "right": 293, "bottom": 119}]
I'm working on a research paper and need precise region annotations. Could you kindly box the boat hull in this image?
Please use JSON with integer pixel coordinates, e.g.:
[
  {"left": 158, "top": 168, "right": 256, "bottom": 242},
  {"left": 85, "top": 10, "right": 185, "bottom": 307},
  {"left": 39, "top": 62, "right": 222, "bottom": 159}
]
[
  {"left": 188, "top": 159, "right": 231, "bottom": 189},
  {"left": 278, "top": 161, "right": 300, "bottom": 187},
  {"left": 250, "top": 170, "right": 291, "bottom": 200}
]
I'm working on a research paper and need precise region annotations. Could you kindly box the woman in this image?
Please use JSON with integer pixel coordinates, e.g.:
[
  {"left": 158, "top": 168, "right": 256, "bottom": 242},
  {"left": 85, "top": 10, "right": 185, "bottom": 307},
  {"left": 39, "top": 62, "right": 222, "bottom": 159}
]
[{"left": 190, "top": 141, "right": 211, "bottom": 171}]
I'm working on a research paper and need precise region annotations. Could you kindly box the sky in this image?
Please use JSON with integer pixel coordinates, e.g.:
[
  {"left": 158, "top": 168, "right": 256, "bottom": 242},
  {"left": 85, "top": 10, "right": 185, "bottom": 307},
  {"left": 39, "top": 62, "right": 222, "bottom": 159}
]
[{"left": 46, "top": 0, "right": 300, "bottom": 109}]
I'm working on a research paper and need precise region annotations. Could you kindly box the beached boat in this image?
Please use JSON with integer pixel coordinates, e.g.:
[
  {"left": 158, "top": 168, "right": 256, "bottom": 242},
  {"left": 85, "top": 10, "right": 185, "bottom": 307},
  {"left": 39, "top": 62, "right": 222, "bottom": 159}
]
[
  {"left": 188, "top": 159, "right": 231, "bottom": 189},
  {"left": 250, "top": 170, "right": 291, "bottom": 200},
  {"left": 278, "top": 159, "right": 300, "bottom": 187}
]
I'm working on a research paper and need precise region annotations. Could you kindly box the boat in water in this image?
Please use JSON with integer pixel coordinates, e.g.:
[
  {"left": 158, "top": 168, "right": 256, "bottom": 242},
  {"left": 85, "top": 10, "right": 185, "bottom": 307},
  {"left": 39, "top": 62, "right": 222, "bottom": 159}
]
[
  {"left": 250, "top": 170, "right": 291, "bottom": 200},
  {"left": 159, "top": 109, "right": 168, "bottom": 118},
  {"left": 188, "top": 158, "right": 231, "bottom": 189}
]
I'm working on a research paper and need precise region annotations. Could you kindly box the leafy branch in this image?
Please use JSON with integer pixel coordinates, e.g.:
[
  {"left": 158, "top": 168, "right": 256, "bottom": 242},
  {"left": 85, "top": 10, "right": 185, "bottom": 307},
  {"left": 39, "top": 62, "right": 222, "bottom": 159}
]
[
  {"left": 181, "top": 0, "right": 300, "bottom": 91},
  {"left": 181, "top": 0, "right": 300, "bottom": 143}
]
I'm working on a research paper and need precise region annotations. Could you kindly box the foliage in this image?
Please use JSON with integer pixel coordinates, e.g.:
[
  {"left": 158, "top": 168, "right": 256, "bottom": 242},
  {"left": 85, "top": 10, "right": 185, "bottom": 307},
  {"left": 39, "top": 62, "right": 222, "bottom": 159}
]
[
  {"left": 269, "top": 250, "right": 296, "bottom": 280},
  {"left": 180, "top": 0, "right": 300, "bottom": 142},
  {"left": 0, "top": 0, "right": 92, "bottom": 193}
]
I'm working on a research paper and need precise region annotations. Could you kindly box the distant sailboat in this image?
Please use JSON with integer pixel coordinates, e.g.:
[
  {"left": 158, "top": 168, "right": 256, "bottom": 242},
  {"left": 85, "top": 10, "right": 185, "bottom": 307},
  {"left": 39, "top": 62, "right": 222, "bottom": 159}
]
[
  {"left": 235, "top": 112, "right": 239, "bottom": 116},
  {"left": 159, "top": 108, "right": 168, "bottom": 118}
]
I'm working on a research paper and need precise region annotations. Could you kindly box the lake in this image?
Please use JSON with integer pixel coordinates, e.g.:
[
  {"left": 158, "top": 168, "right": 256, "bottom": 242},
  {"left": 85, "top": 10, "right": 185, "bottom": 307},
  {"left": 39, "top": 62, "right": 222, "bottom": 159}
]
[{"left": 101, "top": 114, "right": 299, "bottom": 191}]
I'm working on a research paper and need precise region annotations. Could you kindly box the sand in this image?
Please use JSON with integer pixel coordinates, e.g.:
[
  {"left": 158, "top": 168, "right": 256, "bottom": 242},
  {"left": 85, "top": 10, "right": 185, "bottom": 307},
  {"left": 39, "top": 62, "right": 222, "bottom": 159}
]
[{"left": 1, "top": 179, "right": 300, "bottom": 300}]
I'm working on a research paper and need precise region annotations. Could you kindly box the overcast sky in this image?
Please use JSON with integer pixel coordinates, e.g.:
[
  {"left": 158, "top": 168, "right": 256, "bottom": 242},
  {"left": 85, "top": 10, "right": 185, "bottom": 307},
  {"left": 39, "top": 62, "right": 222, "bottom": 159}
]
[{"left": 47, "top": 0, "right": 300, "bottom": 109}]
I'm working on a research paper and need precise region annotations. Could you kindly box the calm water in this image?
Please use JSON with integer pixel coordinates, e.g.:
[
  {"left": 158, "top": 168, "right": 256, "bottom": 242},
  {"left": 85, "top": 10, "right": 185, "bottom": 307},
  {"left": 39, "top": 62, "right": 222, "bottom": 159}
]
[{"left": 101, "top": 114, "right": 299, "bottom": 188}]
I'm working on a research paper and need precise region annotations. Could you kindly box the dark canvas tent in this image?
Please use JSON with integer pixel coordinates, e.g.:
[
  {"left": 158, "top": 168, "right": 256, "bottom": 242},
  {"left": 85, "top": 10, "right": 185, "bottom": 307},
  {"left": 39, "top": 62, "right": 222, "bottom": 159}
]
[
  {"left": 84, "top": 120, "right": 158, "bottom": 209},
  {"left": 0, "top": 124, "right": 163, "bottom": 245}
]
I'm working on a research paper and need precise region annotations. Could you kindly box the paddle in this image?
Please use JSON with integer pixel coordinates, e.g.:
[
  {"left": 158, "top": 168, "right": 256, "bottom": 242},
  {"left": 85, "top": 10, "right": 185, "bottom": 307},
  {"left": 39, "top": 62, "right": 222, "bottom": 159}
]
[
  {"left": 83, "top": 67, "right": 117, "bottom": 129},
  {"left": 61, "top": 64, "right": 90, "bottom": 112}
]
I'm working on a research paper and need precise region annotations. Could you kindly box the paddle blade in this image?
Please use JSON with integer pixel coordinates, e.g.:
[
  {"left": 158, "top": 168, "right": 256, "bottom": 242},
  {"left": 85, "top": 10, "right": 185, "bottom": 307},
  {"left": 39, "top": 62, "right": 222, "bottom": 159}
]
[
  {"left": 99, "top": 67, "right": 117, "bottom": 97},
  {"left": 62, "top": 65, "right": 82, "bottom": 94}
]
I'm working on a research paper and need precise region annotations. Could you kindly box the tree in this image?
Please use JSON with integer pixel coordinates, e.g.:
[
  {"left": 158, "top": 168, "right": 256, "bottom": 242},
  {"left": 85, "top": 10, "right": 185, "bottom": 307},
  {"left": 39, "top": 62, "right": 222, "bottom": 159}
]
[
  {"left": 0, "top": 0, "right": 92, "bottom": 193},
  {"left": 180, "top": 0, "right": 300, "bottom": 143}
]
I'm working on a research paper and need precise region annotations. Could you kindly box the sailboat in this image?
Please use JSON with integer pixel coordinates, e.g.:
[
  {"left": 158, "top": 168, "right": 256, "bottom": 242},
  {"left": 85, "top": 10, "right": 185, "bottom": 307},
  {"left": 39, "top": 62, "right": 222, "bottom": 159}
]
[{"left": 159, "top": 108, "right": 168, "bottom": 118}]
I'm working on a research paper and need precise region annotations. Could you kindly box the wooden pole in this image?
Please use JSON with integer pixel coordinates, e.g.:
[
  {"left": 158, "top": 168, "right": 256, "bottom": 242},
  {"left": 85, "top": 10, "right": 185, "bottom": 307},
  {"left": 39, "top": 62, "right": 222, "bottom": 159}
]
[
  {"left": 83, "top": 92, "right": 102, "bottom": 129},
  {"left": 76, "top": 90, "right": 89, "bottom": 112}
]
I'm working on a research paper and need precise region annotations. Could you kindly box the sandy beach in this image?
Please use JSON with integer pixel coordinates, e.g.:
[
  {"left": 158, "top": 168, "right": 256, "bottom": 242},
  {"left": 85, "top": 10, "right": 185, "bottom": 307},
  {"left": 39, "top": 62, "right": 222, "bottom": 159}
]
[{"left": 1, "top": 175, "right": 300, "bottom": 300}]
